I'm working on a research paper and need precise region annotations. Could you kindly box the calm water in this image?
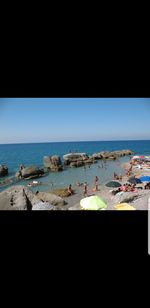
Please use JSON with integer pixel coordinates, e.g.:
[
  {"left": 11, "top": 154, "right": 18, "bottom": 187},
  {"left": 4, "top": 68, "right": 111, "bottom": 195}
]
[{"left": 0, "top": 140, "right": 150, "bottom": 192}]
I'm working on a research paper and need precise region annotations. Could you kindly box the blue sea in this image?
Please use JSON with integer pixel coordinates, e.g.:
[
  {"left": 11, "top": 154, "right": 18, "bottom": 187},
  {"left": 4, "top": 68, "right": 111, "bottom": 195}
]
[{"left": 0, "top": 140, "right": 150, "bottom": 192}]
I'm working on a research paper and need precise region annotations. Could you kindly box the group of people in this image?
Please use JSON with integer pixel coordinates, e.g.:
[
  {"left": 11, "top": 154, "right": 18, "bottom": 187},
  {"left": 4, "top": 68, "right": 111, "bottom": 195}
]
[
  {"left": 111, "top": 183, "right": 137, "bottom": 195},
  {"left": 67, "top": 176, "right": 100, "bottom": 197}
]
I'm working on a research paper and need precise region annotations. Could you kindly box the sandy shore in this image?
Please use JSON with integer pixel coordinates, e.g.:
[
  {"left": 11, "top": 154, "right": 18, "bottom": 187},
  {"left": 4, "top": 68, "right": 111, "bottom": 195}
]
[
  {"left": 1, "top": 159, "right": 150, "bottom": 210},
  {"left": 63, "top": 166, "right": 150, "bottom": 210}
]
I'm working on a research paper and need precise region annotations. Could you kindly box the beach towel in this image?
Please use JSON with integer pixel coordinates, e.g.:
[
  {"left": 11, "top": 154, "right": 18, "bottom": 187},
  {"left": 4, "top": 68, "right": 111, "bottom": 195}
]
[
  {"left": 32, "top": 202, "right": 55, "bottom": 210},
  {"left": 114, "top": 203, "right": 136, "bottom": 210}
]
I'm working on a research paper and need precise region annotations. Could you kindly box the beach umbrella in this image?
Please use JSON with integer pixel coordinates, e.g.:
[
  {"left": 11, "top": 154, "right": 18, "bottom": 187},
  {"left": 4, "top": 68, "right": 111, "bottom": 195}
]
[
  {"left": 139, "top": 176, "right": 150, "bottom": 182},
  {"left": 128, "top": 177, "right": 141, "bottom": 184},
  {"left": 105, "top": 181, "right": 121, "bottom": 188},
  {"left": 80, "top": 195, "right": 107, "bottom": 210},
  {"left": 114, "top": 203, "right": 136, "bottom": 210}
]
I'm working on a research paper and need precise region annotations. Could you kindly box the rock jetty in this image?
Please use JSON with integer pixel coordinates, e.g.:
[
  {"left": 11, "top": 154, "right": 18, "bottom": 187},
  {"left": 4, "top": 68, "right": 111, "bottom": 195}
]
[
  {"left": 92, "top": 149, "right": 134, "bottom": 160},
  {"left": 63, "top": 153, "right": 95, "bottom": 167},
  {"left": 62, "top": 150, "right": 134, "bottom": 167}
]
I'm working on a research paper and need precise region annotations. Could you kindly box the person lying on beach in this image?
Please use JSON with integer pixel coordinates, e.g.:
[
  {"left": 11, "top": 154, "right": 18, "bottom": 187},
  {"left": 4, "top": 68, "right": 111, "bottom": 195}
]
[
  {"left": 120, "top": 184, "right": 127, "bottom": 192},
  {"left": 111, "top": 184, "right": 137, "bottom": 195},
  {"left": 68, "top": 184, "right": 73, "bottom": 195}
]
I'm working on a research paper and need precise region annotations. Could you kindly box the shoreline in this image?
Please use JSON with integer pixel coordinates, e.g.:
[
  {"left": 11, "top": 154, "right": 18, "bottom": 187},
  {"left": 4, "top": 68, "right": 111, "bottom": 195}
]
[
  {"left": 1, "top": 149, "right": 150, "bottom": 210},
  {"left": 0, "top": 165, "right": 150, "bottom": 210}
]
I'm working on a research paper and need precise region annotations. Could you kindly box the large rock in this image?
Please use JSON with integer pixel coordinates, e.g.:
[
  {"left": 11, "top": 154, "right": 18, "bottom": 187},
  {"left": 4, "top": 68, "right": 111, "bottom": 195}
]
[
  {"left": 84, "top": 158, "right": 96, "bottom": 164},
  {"left": 36, "top": 192, "right": 65, "bottom": 206},
  {"left": 70, "top": 161, "right": 84, "bottom": 167},
  {"left": 63, "top": 153, "right": 89, "bottom": 167},
  {"left": 112, "top": 192, "right": 139, "bottom": 205},
  {"left": 43, "top": 155, "right": 63, "bottom": 171},
  {"left": 0, "top": 185, "right": 59, "bottom": 210},
  {"left": 19, "top": 166, "right": 44, "bottom": 179},
  {"left": 0, "top": 185, "right": 39, "bottom": 210},
  {"left": 92, "top": 153, "right": 103, "bottom": 159},
  {"left": 0, "top": 165, "right": 8, "bottom": 177},
  {"left": 63, "top": 153, "right": 89, "bottom": 165}
]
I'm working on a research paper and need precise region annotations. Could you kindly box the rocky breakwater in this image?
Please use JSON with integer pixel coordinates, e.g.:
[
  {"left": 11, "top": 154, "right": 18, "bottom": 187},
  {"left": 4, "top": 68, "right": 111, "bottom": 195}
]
[
  {"left": 43, "top": 155, "right": 63, "bottom": 171},
  {"left": 15, "top": 165, "right": 44, "bottom": 180},
  {"left": 92, "top": 149, "right": 134, "bottom": 160},
  {"left": 63, "top": 153, "right": 96, "bottom": 168},
  {"left": 0, "top": 165, "right": 8, "bottom": 177}
]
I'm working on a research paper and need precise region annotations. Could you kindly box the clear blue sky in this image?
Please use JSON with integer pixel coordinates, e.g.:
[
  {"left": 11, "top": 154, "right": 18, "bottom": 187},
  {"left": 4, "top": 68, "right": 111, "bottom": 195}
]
[{"left": 0, "top": 98, "right": 150, "bottom": 143}]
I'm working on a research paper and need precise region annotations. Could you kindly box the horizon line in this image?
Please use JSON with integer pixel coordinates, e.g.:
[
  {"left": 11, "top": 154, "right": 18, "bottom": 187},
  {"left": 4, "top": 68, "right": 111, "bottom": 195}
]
[{"left": 0, "top": 139, "right": 150, "bottom": 145}]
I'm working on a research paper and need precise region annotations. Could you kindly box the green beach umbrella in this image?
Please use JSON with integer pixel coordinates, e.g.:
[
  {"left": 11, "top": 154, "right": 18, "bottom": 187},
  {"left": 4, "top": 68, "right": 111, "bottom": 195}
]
[
  {"left": 105, "top": 181, "right": 121, "bottom": 188},
  {"left": 80, "top": 195, "right": 107, "bottom": 210}
]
